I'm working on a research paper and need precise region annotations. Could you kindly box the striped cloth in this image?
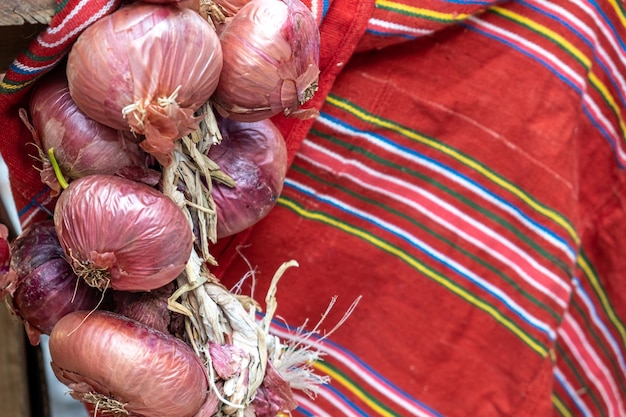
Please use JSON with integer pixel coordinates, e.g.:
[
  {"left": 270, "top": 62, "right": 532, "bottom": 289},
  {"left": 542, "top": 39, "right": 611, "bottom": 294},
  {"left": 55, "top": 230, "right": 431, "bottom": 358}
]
[
  {"left": 0, "top": 0, "right": 121, "bottom": 95},
  {"left": 215, "top": 1, "right": 626, "bottom": 417},
  {"left": 1, "top": 1, "right": 626, "bottom": 417}
]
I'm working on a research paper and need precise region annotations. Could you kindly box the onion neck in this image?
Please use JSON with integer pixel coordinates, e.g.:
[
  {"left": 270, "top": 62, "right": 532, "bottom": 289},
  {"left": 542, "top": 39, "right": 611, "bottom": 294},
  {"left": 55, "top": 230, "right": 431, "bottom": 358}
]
[{"left": 80, "top": 391, "right": 130, "bottom": 416}]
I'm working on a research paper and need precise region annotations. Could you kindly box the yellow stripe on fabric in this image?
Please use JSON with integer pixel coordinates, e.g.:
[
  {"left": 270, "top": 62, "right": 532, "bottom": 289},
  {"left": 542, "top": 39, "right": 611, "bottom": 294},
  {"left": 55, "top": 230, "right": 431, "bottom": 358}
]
[
  {"left": 608, "top": 0, "right": 626, "bottom": 30},
  {"left": 325, "top": 95, "right": 580, "bottom": 245},
  {"left": 552, "top": 394, "right": 574, "bottom": 417},
  {"left": 577, "top": 253, "right": 626, "bottom": 347},
  {"left": 280, "top": 197, "right": 549, "bottom": 358},
  {"left": 376, "top": 0, "right": 471, "bottom": 22},
  {"left": 312, "top": 361, "right": 399, "bottom": 417},
  {"left": 491, "top": 6, "right": 626, "bottom": 142},
  {"left": 0, "top": 77, "right": 38, "bottom": 93}
]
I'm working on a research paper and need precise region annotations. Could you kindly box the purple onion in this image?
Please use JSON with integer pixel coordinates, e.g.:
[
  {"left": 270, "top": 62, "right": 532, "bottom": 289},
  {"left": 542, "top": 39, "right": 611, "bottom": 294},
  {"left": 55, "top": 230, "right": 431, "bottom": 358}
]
[
  {"left": 7, "top": 220, "right": 103, "bottom": 345},
  {"left": 210, "top": 116, "right": 288, "bottom": 238},
  {"left": 212, "top": 0, "right": 320, "bottom": 122},
  {"left": 27, "top": 68, "right": 160, "bottom": 193}
]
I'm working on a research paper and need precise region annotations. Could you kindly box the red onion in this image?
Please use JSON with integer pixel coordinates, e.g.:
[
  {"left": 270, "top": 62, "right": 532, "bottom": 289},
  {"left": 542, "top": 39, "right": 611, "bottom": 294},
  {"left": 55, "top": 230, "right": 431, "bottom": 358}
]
[
  {"left": 1, "top": 221, "right": 102, "bottom": 345},
  {"left": 210, "top": 117, "right": 287, "bottom": 237},
  {"left": 217, "top": 0, "right": 251, "bottom": 14},
  {"left": 54, "top": 175, "right": 193, "bottom": 292},
  {"left": 49, "top": 310, "right": 209, "bottom": 417},
  {"left": 0, "top": 224, "right": 9, "bottom": 275},
  {"left": 112, "top": 283, "right": 175, "bottom": 334},
  {"left": 67, "top": 2, "right": 223, "bottom": 166},
  {"left": 24, "top": 68, "right": 159, "bottom": 193},
  {"left": 212, "top": 0, "right": 320, "bottom": 122}
]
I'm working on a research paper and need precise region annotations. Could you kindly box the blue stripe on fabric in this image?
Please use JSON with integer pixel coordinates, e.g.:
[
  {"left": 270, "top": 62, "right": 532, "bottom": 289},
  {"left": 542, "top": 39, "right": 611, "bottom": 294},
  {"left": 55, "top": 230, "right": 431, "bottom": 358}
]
[
  {"left": 461, "top": 21, "right": 625, "bottom": 169},
  {"left": 364, "top": 28, "right": 418, "bottom": 39},
  {"left": 318, "top": 112, "right": 578, "bottom": 261},
  {"left": 284, "top": 179, "right": 557, "bottom": 341},
  {"left": 266, "top": 316, "right": 445, "bottom": 417},
  {"left": 17, "top": 188, "right": 51, "bottom": 218},
  {"left": 516, "top": 0, "right": 626, "bottom": 109},
  {"left": 585, "top": 0, "right": 626, "bottom": 52}
]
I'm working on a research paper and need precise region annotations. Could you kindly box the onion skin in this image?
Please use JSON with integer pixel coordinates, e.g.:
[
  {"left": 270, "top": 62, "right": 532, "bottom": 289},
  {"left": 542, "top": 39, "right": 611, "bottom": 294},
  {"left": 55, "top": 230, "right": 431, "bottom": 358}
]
[
  {"left": 112, "top": 283, "right": 175, "bottom": 334},
  {"left": 212, "top": 0, "right": 320, "bottom": 122},
  {"left": 54, "top": 175, "right": 193, "bottom": 292},
  {"left": 4, "top": 221, "right": 102, "bottom": 345},
  {"left": 49, "top": 310, "right": 209, "bottom": 417},
  {"left": 67, "top": 2, "right": 223, "bottom": 166},
  {"left": 26, "top": 68, "right": 159, "bottom": 193},
  {"left": 210, "top": 117, "right": 287, "bottom": 238}
]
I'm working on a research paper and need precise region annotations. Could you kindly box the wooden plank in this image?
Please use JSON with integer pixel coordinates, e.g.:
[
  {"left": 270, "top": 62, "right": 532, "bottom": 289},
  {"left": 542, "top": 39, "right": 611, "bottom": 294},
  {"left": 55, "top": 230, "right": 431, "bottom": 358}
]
[
  {"left": 0, "top": 0, "right": 55, "bottom": 73},
  {"left": 0, "top": 307, "right": 31, "bottom": 417}
]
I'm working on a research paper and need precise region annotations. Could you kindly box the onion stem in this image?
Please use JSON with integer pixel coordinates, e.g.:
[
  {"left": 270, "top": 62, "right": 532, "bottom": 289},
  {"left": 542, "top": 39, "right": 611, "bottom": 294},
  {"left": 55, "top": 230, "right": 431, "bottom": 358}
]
[{"left": 47, "top": 148, "right": 69, "bottom": 189}]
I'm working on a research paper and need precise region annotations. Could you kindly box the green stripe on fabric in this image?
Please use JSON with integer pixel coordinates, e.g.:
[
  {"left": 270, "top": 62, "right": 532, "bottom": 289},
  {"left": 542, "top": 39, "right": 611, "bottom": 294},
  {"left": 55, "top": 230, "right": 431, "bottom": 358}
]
[
  {"left": 607, "top": 0, "right": 626, "bottom": 31},
  {"left": 278, "top": 195, "right": 549, "bottom": 358},
  {"left": 292, "top": 163, "right": 561, "bottom": 322},
  {"left": 571, "top": 300, "right": 626, "bottom": 397},
  {"left": 24, "top": 48, "right": 67, "bottom": 63},
  {"left": 56, "top": 0, "right": 70, "bottom": 13},
  {"left": 313, "top": 361, "right": 402, "bottom": 417},
  {"left": 325, "top": 94, "right": 580, "bottom": 245},
  {"left": 309, "top": 127, "right": 573, "bottom": 277},
  {"left": 489, "top": 6, "right": 626, "bottom": 142},
  {"left": 552, "top": 393, "right": 574, "bottom": 417},
  {"left": 577, "top": 251, "right": 626, "bottom": 350},
  {"left": 375, "top": 0, "right": 471, "bottom": 23},
  {"left": 556, "top": 344, "right": 607, "bottom": 417}
]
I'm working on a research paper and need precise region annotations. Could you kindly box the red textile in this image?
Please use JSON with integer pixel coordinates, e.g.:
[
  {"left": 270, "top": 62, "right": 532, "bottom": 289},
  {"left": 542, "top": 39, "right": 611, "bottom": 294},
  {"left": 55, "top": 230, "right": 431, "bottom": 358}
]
[{"left": 2, "top": 1, "right": 626, "bottom": 417}]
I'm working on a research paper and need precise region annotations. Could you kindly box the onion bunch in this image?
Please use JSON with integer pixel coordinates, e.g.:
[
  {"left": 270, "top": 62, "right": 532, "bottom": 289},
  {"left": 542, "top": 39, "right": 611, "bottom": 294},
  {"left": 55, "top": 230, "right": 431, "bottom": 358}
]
[
  {"left": 0, "top": 221, "right": 103, "bottom": 345},
  {"left": 22, "top": 68, "right": 159, "bottom": 193},
  {"left": 8, "top": 0, "right": 334, "bottom": 415},
  {"left": 67, "top": 2, "right": 223, "bottom": 166},
  {"left": 210, "top": 116, "right": 288, "bottom": 238},
  {"left": 54, "top": 175, "right": 193, "bottom": 292},
  {"left": 212, "top": 0, "right": 320, "bottom": 122}
]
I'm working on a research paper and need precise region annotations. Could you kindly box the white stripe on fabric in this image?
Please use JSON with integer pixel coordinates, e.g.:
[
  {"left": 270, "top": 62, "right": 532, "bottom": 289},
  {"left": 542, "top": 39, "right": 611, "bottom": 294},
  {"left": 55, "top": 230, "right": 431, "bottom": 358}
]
[
  {"left": 285, "top": 177, "right": 558, "bottom": 341},
  {"left": 573, "top": 278, "right": 626, "bottom": 380},
  {"left": 315, "top": 115, "right": 577, "bottom": 264},
  {"left": 270, "top": 324, "right": 439, "bottom": 417},
  {"left": 554, "top": 367, "right": 595, "bottom": 417},
  {"left": 468, "top": 15, "right": 626, "bottom": 164},
  {"left": 298, "top": 139, "right": 571, "bottom": 308},
  {"left": 368, "top": 17, "right": 434, "bottom": 36},
  {"left": 559, "top": 312, "right": 624, "bottom": 417},
  {"left": 37, "top": 0, "right": 118, "bottom": 49}
]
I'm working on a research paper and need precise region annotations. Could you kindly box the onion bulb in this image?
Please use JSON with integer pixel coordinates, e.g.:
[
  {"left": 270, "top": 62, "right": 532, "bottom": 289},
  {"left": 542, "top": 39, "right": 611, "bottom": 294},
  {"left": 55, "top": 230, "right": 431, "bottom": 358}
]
[
  {"left": 210, "top": 117, "right": 287, "bottom": 238},
  {"left": 24, "top": 68, "right": 159, "bottom": 193},
  {"left": 112, "top": 283, "right": 175, "bottom": 334},
  {"left": 212, "top": 0, "right": 320, "bottom": 122},
  {"left": 2, "top": 221, "right": 102, "bottom": 345},
  {"left": 49, "top": 310, "right": 209, "bottom": 417},
  {"left": 54, "top": 175, "right": 193, "bottom": 292},
  {"left": 67, "top": 2, "right": 223, "bottom": 166}
]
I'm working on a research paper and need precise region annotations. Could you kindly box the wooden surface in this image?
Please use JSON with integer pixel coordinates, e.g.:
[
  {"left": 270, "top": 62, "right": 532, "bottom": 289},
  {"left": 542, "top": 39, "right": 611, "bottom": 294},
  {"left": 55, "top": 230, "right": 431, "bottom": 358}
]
[
  {"left": 0, "top": 0, "right": 55, "bottom": 72},
  {"left": 0, "top": 307, "right": 31, "bottom": 417}
]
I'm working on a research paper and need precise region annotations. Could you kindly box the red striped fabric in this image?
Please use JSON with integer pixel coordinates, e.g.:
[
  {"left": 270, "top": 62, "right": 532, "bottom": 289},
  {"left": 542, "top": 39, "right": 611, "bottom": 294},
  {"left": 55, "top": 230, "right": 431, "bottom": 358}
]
[{"left": 1, "top": 1, "right": 626, "bottom": 417}]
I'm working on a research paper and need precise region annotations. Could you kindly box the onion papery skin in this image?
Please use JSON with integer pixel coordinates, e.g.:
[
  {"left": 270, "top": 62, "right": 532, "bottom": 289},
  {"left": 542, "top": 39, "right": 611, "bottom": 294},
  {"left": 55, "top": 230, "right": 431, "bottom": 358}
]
[
  {"left": 112, "top": 283, "right": 175, "bottom": 334},
  {"left": 212, "top": 0, "right": 320, "bottom": 122},
  {"left": 8, "top": 220, "right": 102, "bottom": 344},
  {"left": 67, "top": 2, "right": 223, "bottom": 166},
  {"left": 53, "top": 175, "right": 193, "bottom": 292},
  {"left": 49, "top": 310, "right": 209, "bottom": 417},
  {"left": 214, "top": 0, "right": 252, "bottom": 16},
  {"left": 28, "top": 68, "right": 158, "bottom": 192},
  {"left": 210, "top": 117, "right": 287, "bottom": 238}
]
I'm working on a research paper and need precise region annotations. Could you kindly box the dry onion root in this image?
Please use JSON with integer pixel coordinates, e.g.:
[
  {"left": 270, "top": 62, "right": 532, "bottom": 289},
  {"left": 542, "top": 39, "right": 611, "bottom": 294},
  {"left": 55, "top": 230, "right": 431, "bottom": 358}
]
[{"left": 161, "top": 103, "right": 338, "bottom": 416}]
